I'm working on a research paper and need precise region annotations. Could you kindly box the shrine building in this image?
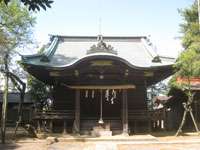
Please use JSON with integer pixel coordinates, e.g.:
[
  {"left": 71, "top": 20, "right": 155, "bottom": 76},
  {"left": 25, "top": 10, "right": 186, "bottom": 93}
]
[{"left": 21, "top": 35, "right": 175, "bottom": 135}]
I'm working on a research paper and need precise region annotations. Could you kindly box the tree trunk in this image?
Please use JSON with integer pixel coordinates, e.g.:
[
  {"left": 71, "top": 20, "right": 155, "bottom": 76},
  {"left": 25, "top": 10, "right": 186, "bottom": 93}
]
[
  {"left": 1, "top": 54, "right": 9, "bottom": 144},
  {"left": 175, "top": 108, "right": 187, "bottom": 136},
  {"left": 189, "top": 109, "right": 200, "bottom": 134},
  {"left": 175, "top": 96, "right": 200, "bottom": 136},
  {"left": 14, "top": 91, "right": 25, "bottom": 138},
  {"left": 7, "top": 73, "right": 26, "bottom": 138},
  {"left": 176, "top": 76, "right": 200, "bottom": 136}
]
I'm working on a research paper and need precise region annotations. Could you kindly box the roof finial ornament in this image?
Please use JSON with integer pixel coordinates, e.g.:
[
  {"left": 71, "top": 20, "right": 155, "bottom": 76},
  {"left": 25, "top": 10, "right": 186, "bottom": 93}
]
[
  {"left": 87, "top": 35, "right": 117, "bottom": 55},
  {"left": 97, "top": 34, "right": 103, "bottom": 41},
  {"left": 98, "top": 17, "right": 102, "bottom": 36}
]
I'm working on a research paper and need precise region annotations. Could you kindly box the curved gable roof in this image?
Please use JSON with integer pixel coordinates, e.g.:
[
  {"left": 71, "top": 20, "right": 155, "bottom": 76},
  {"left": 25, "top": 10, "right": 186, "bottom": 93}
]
[{"left": 22, "top": 35, "right": 175, "bottom": 69}]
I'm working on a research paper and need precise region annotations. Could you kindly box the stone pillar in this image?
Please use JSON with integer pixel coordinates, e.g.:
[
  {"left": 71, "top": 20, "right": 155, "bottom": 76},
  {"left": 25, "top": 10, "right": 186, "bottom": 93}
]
[
  {"left": 73, "top": 89, "right": 80, "bottom": 134},
  {"left": 122, "top": 89, "right": 129, "bottom": 135}
]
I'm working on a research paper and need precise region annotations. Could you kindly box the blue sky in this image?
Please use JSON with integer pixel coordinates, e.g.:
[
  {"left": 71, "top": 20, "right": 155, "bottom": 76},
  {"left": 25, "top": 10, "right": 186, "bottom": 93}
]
[{"left": 33, "top": 0, "right": 195, "bottom": 57}]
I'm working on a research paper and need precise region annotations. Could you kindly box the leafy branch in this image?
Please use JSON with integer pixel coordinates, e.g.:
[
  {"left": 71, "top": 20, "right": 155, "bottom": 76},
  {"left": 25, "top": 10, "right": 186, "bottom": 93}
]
[{"left": 3, "top": 0, "right": 54, "bottom": 11}]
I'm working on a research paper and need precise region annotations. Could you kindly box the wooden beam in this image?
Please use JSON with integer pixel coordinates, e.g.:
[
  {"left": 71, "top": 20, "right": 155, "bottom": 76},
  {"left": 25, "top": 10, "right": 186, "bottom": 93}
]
[{"left": 63, "top": 84, "right": 135, "bottom": 90}]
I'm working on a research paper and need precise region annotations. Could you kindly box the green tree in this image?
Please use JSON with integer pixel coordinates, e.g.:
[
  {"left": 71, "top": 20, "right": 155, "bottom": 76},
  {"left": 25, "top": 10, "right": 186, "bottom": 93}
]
[
  {"left": 0, "top": 1, "right": 35, "bottom": 143},
  {"left": 27, "top": 75, "right": 51, "bottom": 110},
  {"left": 3, "top": 0, "right": 54, "bottom": 11},
  {"left": 179, "top": 1, "right": 200, "bottom": 49},
  {"left": 170, "top": 1, "right": 200, "bottom": 136},
  {"left": 27, "top": 43, "right": 51, "bottom": 111},
  {"left": 173, "top": 46, "right": 200, "bottom": 136}
]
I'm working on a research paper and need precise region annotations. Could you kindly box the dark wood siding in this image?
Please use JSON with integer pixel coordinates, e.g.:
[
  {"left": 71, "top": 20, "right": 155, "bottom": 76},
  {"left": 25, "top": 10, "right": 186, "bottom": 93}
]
[
  {"left": 127, "top": 85, "right": 147, "bottom": 110},
  {"left": 128, "top": 85, "right": 150, "bottom": 133},
  {"left": 53, "top": 85, "right": 75, "bottom": 111},
  {"left": 52, "top": 84, "right": 150, "bottom": 133}
]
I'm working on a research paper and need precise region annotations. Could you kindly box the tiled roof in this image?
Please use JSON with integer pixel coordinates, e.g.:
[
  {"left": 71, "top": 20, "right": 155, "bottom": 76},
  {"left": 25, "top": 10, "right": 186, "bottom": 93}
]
[
  {"left": 22, "top": 35, "right": 175, "bottom": 69},
  {"left": 177, "top": 77, "right": 200, "bottom": 90}
]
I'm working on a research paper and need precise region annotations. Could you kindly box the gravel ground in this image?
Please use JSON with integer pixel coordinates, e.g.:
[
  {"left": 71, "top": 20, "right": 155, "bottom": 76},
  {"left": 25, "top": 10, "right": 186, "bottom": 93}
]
[
  {"left": 118, "top": 143, "right": 200, "bottom": 150},
  {"left": 1, "top": 142, "right": 200, "bottom": 150},
  {"left": 0, "top": 129, "right": 200, "bottom": 150}
]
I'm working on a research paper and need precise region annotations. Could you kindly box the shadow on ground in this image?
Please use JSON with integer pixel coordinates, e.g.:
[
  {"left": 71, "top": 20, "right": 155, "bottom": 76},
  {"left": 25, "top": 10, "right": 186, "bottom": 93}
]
[
  {"left": 0, "top": 143, "right": 20, "bottom": 150},
  {"left": 150, "top": 130, "right": 197, "bottom": 137}
]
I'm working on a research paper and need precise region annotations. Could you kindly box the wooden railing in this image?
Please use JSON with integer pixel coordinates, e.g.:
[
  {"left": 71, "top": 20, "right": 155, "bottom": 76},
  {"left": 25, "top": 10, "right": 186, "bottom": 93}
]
[
  {"left": 149, "top": 108, "right": 166, "bottom": 121},
  {"left": 128, "top": 110, "right": 151, "bottom": 120},
  {"left": 33, "top": 110, "right": 75, "bottom": 120},
  {"left": 32, "top": 109, "right": 166, "bottom": 133},
  {"left": 33, "top": 110, "right": 75, "bottom": 134},
  {"left": 128, "top": 108, "right": 167, "bottom": 132},
  {"left": 128, "top": 109, "right": 151, "bottom": 132},
  {"left": 150, "top": 108, "right": 167, "bottom": 130},
  {"left": 128, "top": 108, "right": 166, "bottom": 121}
]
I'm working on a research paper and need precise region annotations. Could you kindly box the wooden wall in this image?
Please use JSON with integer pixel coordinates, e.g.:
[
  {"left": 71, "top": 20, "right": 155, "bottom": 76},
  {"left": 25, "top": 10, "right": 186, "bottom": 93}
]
[
  {"left": 52, "top": 84, "right": 149, "bottom": 133},
  {"left": 127, "top": 85, "right": 150, "bottom": 133},
  {"left": 127, "top": 85, "right": 147, "bottom": 110},
  {"left": 53, "top": 85, "right": 75, "bottom": 110}
]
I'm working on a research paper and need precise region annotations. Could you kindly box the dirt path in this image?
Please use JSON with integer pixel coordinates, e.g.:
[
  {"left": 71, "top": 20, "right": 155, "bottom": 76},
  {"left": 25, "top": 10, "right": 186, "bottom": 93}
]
[
  {"left": 1, "top": 130, "right": 200, "bottom": 150},
  {"left": 1, "top": 142, "right": 200, "bottom": 150}
]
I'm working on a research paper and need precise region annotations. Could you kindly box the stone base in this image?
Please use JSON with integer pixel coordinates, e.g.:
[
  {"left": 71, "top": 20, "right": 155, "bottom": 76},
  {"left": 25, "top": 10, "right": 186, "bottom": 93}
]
[
  {"left": 46, "top": 137, "right": 58, "bottom": 145},
  {"left": 92, "top": 130, "right": 112, "bottom": 137},
  {"left": 121, "top": 132, "right": 129, "bottom": 137},
  {"left": 36, "top": 133, "right": 48, "bottom": 139},
  {"left": 91, "top": 124, "right": 112, "bottom": 137}
]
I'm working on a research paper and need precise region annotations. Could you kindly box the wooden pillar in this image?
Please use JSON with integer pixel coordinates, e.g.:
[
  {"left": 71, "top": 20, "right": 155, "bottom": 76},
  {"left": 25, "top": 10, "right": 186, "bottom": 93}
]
[
  {"left": 63, "top": 120, "right": 67, "bottom": 134},
  {"left": 49, "top": 120, "right": 53, "bottom": 133},
  {"left": 122, "top": 89, "right": 129, "bottom": 135},
  {"left": 37, "top": 120, "right": 41, "bottom": 133},
  {"left": 73, "top": 89, "right": 80, "bottom": 134},
  {"left": 194, "top": 100, "right": 198, "bottom": 122},
  {"left": 144, "top": 79, "right": 151, "bottom": 132}
]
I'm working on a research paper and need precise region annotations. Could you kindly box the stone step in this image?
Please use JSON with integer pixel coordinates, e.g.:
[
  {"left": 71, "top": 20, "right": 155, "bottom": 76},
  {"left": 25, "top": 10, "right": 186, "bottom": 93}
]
[{"left": 80, "top": 120, "right": 122, "bottom": 131}]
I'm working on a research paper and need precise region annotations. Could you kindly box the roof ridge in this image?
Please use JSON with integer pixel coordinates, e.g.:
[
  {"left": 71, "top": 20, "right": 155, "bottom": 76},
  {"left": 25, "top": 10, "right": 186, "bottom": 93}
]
[
  {"left": 141, "top": 38, "right": 157, "bottom": 58},
  {"left": 50, "top": 34, "right": 147, "bottom": 39},
  {"left": 159, "top": 55, "right": 176, "bottom": 60}
]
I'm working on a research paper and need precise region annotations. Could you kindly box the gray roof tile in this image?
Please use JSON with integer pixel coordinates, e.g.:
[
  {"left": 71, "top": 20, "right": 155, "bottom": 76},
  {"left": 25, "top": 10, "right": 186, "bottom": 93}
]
[{"left": 23, "top": 35, "right": 175, "bottom": 68}]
